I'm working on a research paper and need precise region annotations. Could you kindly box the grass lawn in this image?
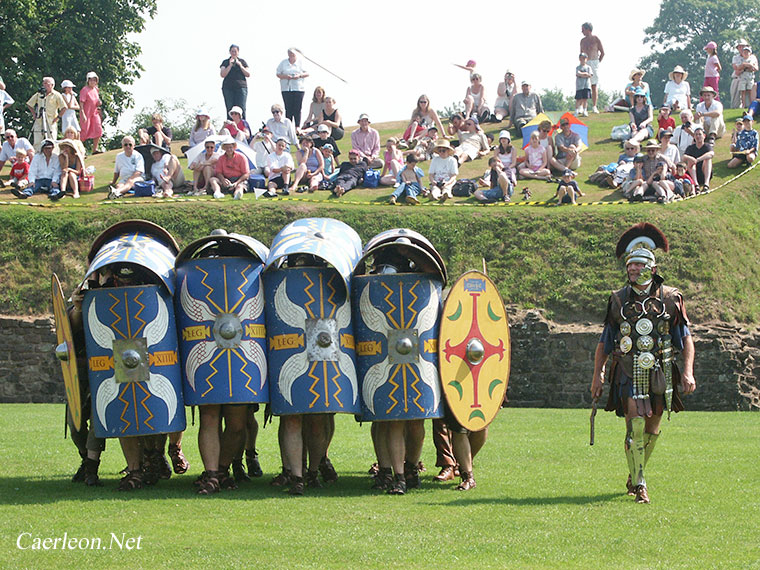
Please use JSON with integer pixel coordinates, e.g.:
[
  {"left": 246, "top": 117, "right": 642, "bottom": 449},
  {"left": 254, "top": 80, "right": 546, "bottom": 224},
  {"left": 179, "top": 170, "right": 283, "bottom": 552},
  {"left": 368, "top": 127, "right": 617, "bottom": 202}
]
[{"left": 1, "top": 404, "right": 758, "bottom": 568}]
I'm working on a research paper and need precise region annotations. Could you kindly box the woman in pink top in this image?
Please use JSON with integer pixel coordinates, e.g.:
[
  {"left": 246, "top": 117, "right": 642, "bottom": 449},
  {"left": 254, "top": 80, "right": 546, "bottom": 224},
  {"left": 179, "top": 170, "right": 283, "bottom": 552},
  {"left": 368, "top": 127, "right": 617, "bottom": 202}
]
[
  {"left": 79, "top": 72, "right": 103, "bottom": 153},
  {"left": 703, "top": 41, "right": 722, "bottom": 99},
  {"left": 518, "top": 131, "right": 551, "bottom": 180}
]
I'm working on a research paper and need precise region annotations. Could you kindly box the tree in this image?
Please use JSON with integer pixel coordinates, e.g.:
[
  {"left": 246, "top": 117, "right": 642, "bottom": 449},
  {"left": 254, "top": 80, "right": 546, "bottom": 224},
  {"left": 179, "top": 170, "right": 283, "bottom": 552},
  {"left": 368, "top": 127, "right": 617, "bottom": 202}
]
[
  {"left": 638, "top": 0, "right": 760, "bottom": 108},
  {"left": 0, "top": 0, "right": 157, "bottom": 135}
]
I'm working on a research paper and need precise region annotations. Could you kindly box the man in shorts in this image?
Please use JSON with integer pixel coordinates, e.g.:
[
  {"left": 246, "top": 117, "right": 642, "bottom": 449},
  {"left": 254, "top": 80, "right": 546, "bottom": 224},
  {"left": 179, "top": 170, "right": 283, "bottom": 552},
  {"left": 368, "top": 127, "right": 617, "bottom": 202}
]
[
  {"left": 580, "top": 22, "right": 605, "bottom": 113},
  {"left": 209, "top": 137, "right": 250, "bottom": 199}
]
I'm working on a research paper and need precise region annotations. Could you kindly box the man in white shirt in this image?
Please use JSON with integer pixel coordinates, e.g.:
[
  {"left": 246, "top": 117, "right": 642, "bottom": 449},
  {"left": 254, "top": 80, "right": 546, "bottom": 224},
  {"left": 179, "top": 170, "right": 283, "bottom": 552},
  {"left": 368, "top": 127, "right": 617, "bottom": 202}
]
[
  {"left": 108, "top": 136, "right": 145, "bottom": 198},
  {"left": 695, "top": 86, "right": 725, "bottom": 139},
  {"left": 12, "top": 138, "right": 62, "bottom": 199},
  {"left": 0, "top": 129, "right": 34, "bottom": 172}
]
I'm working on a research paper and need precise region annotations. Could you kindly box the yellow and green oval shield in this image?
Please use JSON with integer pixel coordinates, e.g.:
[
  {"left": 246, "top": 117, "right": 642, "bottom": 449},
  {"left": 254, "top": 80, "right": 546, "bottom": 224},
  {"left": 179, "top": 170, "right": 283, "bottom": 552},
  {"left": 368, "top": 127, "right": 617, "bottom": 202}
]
[
  {"left": 439, "top": 270, "right": 510, "bottom": 431},
  {"left": 51, "top": 274, "right": 82, "bottom": 431}
]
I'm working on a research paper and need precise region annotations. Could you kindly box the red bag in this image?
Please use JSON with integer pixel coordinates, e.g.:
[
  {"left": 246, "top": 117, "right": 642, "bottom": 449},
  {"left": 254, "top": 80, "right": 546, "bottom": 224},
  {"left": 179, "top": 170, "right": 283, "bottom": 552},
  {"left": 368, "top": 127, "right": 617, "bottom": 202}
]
[{"left": 78, "top": 174, "right": 95, "bottom": 193}]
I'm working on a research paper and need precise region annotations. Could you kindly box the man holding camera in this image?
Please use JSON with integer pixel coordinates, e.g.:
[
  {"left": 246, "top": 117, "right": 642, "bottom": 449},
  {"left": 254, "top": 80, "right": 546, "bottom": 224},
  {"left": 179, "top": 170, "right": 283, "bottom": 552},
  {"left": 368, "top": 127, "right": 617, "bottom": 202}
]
[{"left": 26, "top": 77, "right": 66, "bottom": 149}]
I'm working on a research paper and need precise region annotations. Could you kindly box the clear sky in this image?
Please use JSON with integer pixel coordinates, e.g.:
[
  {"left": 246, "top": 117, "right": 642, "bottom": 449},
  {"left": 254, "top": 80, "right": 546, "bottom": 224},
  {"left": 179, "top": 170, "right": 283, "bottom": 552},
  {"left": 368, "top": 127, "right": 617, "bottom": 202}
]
[{"left": 120, "top": 0, "right": 663, "bottom": 132}]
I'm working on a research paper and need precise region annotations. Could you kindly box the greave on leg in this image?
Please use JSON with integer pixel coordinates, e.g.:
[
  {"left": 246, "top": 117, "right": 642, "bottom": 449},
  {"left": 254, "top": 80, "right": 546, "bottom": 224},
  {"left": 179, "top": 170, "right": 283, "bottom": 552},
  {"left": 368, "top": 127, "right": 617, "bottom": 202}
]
[
  {"left": 644, "top": 432, "right": 659, "bottom": 467},
  {"left": 629, "top": 417, "right": 646, "bottom": 487}
]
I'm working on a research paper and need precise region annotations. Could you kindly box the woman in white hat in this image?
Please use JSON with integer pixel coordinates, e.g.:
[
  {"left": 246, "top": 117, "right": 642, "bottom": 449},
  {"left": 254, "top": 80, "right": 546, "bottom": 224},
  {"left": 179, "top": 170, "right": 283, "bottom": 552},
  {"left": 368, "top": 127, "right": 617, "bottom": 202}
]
[
  {"left": 663, "top": 65, "right": 691, "bottom": 112},
  {"left": 187, "top": 109, "right": 216, "bottom": 150},
  {"left": 79, "top": 72, "right": 103, "bottom": 153},
  {"left": 625, "top": 69, "right": 650, "bottom": 107},
  {"left": 60, "top": 80, "right": 80, "bottom": 134}
]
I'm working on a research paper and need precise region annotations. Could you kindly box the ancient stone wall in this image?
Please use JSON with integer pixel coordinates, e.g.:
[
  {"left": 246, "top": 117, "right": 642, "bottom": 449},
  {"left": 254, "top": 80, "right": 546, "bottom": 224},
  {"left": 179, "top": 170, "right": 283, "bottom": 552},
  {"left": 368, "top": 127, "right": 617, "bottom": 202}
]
[{"left": 1, "top": 312, "right": 758, "bottom": 411}]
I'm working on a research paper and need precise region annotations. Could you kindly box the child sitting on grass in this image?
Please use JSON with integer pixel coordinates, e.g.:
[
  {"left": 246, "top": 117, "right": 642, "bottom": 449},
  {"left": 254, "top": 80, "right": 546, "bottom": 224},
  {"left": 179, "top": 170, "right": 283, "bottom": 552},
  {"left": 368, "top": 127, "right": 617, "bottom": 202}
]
[
  {"left": 673, "top": 161, "right": 695, "bottom": 197},
  {"left": 474, "top": 157, "right": 512, "bottom": 203},
  {"left": 555, "top": 168, "right": 584, "bottom": 205},
  {"left": 388, "top": 154, "right": 425, "bottom": 205},
  {"left": 657, "top": 105, "right": 676, "bottom": 131},
  {"left": 5, "top": 148, "right": 30, "bottom": 191}
]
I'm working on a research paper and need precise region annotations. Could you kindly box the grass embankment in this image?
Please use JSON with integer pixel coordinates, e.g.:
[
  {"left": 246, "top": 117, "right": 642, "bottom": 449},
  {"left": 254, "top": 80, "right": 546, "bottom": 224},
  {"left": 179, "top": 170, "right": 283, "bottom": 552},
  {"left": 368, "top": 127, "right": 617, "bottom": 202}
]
[
  {"left": 1, "top": 405, "right": 758, "bottom": 568},
  {"left": 1, "top": 111, "right": 759, "bottom": 323}
]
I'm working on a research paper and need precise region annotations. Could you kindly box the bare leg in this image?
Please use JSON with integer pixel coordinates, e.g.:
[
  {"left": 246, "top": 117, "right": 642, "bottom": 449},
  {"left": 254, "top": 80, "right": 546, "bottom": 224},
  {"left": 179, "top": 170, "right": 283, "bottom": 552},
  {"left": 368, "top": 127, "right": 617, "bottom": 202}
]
[
  {"left": 198, "top": 405, "right": 222, "bottom": 472},
  {"left": 218, "top": 404, "right": 248, "bottom": 470},
  {"left": 387, "top": 420, "right": 406, "bottom": 476},
  {"left": 281, "top": 414, "right": 303, "bottom": 478}
]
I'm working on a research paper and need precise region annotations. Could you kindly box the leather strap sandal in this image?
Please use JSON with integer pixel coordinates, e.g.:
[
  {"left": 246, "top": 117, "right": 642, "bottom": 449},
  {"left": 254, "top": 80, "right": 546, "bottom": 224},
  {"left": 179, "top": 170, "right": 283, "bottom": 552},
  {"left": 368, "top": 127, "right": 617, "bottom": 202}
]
[{"left": 118, "top": 468, "right": 144, "bottom": 492}]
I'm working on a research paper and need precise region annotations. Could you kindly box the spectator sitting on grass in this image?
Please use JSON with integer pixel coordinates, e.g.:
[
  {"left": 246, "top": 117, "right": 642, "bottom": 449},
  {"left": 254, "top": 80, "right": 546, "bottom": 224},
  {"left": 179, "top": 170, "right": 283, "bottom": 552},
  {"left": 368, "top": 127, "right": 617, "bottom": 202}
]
[
  {"left": 13, "top": 139, "right": 62, "bottom": 200},
  {"left": 350, "top": 113, "right": 382, "bottom": 168},
  {"left": 727, "top": 114, "right": 758, "bottom": 168},
  {"left": 209, "top": 137, "right": 250, "bottom": 200},
  {"left": 657, "top": 105, "right": 675, "bottom": 131},
  {"left": 183, "top": 109, "right": 216, "bottom": 154},
  {"left": 494, "top": 70, "right": 517, "bottom": 123},
  {"left": 628, "top": 141, "right": 661, "bottom": 201},
  {"left": 510, "top": 81, "right": 543, "bottom": 130},
  {"left": 0, "top": 129, "right": 34, "bottom": 173},
  {"left": 628, "top": 89, "right": 654, "bottom": 144},
  {"left": 138, "top": 113, "right": 172, "bottom": 149},
  {"left": 264, "top": 138, "right": 294, "bottom": 197},
  {"left": 380, "top": 138, "right": 403, "bottom": 186},
  {"left": 388, "top": 153, "right": 425, "bottom": 205},
  {"left": 413, "top": 126, "right": 440, "bottom": 161},
  {"left": 663, "top": 65, "right": 691, "bottom": 112},
  {"left": 656, "top": 128, "right": 680, "bottom": 173},
  {"left": 550, "top": 117, "right": 582, "bottom": 173},
  {"left": 220, "top": 106, "right": 251, "bottom": 144},
  {"left": 453, "top": 116, "right": 489, "bottom": 166},
  {"left": 251, "top": 127, "right": 275, "bottom": 176},
  {"left": 474, "top": 157, "right": 512, "bottom": 203},
  {"left": 108, "top": 136, "right": 144, "bottom": 199},
  {"left": 58, "top": 139, "right": 85, "bottom": 199},
  {"left": 683, "top": 126, "right": 714, "bottom": 191},
  {"left": 2, "top": 148, "right": 30, "bottom": 192},
  {"left": 519, "top": 130, "right": 551, "bottom": 181},
  {"left": 428, "top": 139, "right": 458, "bottom": 202},
  {"left": 447, "top": 113, "right": 465, "bottom": 142},
  {"left": 694, "top": 86, "right": 725, "bottom": 139},
  {"left": 555, "top": 168, "right": 584, "bottom": 205},
  {"left": 400, "top": 95, "right": 446, "bottom": 149},
  {"left": 625, "top": 68, "right": 651, "bottom": 107},
  {"left": 672, "top": 109, "right": 701, "bottom": 156},
  {"left": 291, "top": 135, "right": 324, "bottom": 193},
  {"left": 266, "top": 104, "right": 298, "bottom": 147},
  {"left": 332, "top": 148, "right": 368, "bottom": 198},
  {"left": 313, "top": 124, "right": 341, "bottom": 159},
  {"left": 494, "top": 130, "right": 517, "bottom": 185},
  {"left": 188, "top": 139, "right": 220, "bottom": 196},
  {"left": 673, "top": 161, "right": 695, "bottom": 197},
  {"left": 150, "top": 147, "right": 185, "bottom": 198},
  {"left": 320, "top": 143, "right": 337, "bottom": 181},
  {"left": 536, "top": 119, "right": 556, "bottom": 157},
  {"left": 463, "top": 73, "right": 490, "bottom": 123}
]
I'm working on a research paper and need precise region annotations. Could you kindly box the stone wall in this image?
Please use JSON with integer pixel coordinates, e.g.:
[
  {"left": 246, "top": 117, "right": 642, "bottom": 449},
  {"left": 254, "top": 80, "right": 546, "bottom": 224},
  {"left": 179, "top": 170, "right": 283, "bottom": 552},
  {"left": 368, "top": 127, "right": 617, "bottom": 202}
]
[{"left": 2, "top": 312, "right": 759, "bottom": 411}]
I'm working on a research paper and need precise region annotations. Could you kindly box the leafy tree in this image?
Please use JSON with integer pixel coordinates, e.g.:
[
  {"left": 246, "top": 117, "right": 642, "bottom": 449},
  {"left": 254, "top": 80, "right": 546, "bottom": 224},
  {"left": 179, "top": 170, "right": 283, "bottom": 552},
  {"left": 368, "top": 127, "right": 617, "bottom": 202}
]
[
  {"left": 638, "top": 0, "right": 760, "bottom": 107},
  {"left": 0, "top": 0, "right": 157, "bottom": 135}
]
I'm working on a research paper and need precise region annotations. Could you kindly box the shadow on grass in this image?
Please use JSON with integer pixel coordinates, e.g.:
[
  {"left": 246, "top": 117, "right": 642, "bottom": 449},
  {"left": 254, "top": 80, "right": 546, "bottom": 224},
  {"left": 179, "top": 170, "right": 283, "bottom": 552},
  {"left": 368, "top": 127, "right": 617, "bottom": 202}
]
[
  {"left": 430, "top": 492, "right": 621, "bottom": 506},
  {"left": 0, "top": 472, "right": 413, "bottom": 504}
]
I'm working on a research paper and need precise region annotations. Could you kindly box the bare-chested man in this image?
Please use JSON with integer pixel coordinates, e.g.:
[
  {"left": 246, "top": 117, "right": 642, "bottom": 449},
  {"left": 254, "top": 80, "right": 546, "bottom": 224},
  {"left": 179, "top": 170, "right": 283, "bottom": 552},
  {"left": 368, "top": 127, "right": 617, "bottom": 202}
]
[{"left": 580, "top": 22, "right": 605, "bottom": 113}]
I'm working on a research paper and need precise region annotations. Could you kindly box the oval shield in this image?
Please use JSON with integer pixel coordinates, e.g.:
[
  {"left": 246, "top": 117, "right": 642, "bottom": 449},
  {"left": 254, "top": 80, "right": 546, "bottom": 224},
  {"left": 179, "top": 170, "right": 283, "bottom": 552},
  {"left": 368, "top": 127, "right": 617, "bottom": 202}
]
[
  {"left": 83, "top": 285, "right": 186, "bottom": 438},
  {"left": 352, "top": 274, "right": 443, "bottom": 421},
  {"left": 51, "top": 274, "right": 82, "bottom": 431},
  {"left": 263, "top": 267, "right": 359, "bottom": 415},
  {"left": 175, "top": 257, "right": 268, "bottom": 405},
  {"left": 439, "top": 271, "right": 511, "bottom": 431}
]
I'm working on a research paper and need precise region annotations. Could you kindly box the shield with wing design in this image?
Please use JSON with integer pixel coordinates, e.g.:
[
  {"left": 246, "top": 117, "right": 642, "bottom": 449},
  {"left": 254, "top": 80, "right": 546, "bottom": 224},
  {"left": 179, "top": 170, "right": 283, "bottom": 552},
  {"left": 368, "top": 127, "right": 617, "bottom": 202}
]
[
  {"left": 83, "top": 285, "right": 185, "bottom": 438},
  {"left": 352, "top": 274, "right": 443, "bottom": 421},
  {"left": 263, "top": 267, "right": 359, "bottom": 415}
]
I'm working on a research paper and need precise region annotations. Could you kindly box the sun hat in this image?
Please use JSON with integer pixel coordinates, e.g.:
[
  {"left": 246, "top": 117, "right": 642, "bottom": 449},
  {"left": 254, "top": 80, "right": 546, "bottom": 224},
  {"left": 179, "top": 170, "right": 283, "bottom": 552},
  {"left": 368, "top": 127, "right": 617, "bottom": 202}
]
[
  {"left": 668, "top": 65, "right": 688, "bottom": 80},
  {"left": 498, "top": 130, "right": 511, "bottom": 140},
  {"left": 228, "top": 106, "right": 243, "bottom": 117},
  {"left": 629, "top": 68, "right": 646, "bottom": 80},
  {"left": 61, "top": 80, "right": 75, "bottom": 89}
]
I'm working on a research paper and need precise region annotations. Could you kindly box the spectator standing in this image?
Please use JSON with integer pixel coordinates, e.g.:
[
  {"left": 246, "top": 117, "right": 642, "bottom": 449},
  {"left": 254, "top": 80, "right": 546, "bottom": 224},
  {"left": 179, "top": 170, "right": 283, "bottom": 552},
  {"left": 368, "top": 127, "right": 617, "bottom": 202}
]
[
  {"left": 220, "top": 44, "right": 251, "bottom": 119},
  {"left": 580, "top": 22, "right": 604, "bottom": 113},
  {"left": 694, "top": 86, "right": 725, "bottom": 139},
  {"left": 575, "top": 53, "right": 593, "bottom": 116},
  {"left": 276, "top": 48, "right": 309, "bottom": 128},
  {"left": 510, "top": 81, "right": 543, "bottom": 130},
  {"left": 663, "top": 66, "right": 691, "bottom": 112},
  {"left": 730, "top": 40, "right": 750, "bottom": 108},
  {"left": 59, "top": 80, "right": 80, "bottom": 134},
  {"left": 0, "top": 129, "right": 34, "bottom": 172},
  {"left": 350, "top": 113, "right": 382, "bottom": 168},
  {"left": 79, "top": 72, "right": 103, "bottom": 154},
  {"left": 26, "top": 77, "right": 66, "bottom": 148},
  {"left": 702, "top": 41, "right": 722, "bottom": 98},
  {"left": 0, "top": 84, "right": 14, "bottom": 134},
  {"left": 737, "top": 45, "right": 758, "bottom": 109},
  {"left": 13, "top": 139, "right": 62, "bottom": 200}
]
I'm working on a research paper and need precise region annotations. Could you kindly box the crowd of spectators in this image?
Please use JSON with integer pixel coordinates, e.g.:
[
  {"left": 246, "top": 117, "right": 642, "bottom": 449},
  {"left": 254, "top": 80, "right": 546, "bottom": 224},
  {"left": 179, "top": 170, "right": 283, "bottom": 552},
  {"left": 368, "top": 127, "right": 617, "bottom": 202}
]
[{"left": 0, "top": 31, "right": 758, "bottom": 205}]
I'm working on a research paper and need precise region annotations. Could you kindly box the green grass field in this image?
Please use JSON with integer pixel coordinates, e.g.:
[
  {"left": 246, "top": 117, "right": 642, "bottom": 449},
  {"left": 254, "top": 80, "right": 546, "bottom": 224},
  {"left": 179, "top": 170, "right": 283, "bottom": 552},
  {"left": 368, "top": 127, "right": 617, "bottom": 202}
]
[{"left": 1, "top": 405, "right": 758, "bottom": 568}]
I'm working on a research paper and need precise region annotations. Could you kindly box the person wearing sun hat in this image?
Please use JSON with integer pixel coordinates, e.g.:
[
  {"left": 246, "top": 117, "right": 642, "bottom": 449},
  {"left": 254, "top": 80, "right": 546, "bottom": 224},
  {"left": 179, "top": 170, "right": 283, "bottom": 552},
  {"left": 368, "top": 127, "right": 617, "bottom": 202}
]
[
  {"left": 428, "top": 139, "right": 458, "bottom": 202},
  {"left": 59, "top": 79, "right": 80, "bottom": 134},
  {"left": 730, "top": 39, "right": 750, "bottom": 108},
  {"left": 625, "top": 68, "right": 651, "bottom": 106},
  {"left": 187, "top": 108, "right": 216, "bottom": 149},
  {"left": 694, "top": 86, "right": 725, "bottom": 139},
  {"left": 663, "top": 65, "right": 691, "bottom": 112}
]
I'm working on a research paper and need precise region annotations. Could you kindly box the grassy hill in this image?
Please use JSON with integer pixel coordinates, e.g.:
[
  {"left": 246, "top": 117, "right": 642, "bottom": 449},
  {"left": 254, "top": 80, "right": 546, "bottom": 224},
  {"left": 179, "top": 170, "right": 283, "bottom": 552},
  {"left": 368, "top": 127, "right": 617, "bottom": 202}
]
[{"left": 1, "top": 111, "right": 758, "bottom": 324}]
